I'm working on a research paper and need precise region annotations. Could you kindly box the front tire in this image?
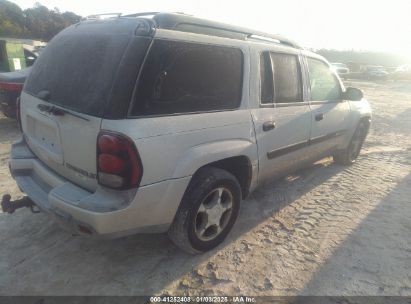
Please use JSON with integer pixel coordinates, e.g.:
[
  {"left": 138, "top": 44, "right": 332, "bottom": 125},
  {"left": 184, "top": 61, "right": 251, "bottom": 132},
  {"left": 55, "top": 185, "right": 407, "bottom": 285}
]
[
  {"left": 333, "top": 120, "right": 368, "bottom": 165},
  {"left": 168, "top": 167, "right": 241, "bottom": 254}
]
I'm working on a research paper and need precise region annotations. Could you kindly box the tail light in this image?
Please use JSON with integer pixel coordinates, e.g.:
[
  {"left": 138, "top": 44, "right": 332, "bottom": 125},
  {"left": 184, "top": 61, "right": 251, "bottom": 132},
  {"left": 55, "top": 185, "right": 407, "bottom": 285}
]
[
  {"left": 97, "top": 131, "right": 143, "bottom": 190},
  {"left": 0, "top": 82, "right": 23, "bottom": 92},
  {"left": 16, "top": 97, "right": 22, "bottom": 131}
]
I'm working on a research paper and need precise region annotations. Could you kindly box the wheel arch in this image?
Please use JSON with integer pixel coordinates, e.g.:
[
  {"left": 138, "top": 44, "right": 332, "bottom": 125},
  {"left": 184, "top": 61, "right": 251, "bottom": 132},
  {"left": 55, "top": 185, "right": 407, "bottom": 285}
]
[
  {"left": 197, "top": 155, "right": 252, "bottom": 199},
  {"left": 171, "top": 139, "right": 258, "bottom": 199}
]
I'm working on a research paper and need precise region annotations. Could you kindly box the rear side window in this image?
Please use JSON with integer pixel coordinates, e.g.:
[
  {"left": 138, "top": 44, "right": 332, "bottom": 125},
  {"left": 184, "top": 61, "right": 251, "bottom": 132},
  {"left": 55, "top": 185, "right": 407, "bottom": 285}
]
[
  {"left": 307, "top": 58, "right": 342, "bottom": 101},
  {"left": 260, "top": 52, "right": 303, "bottom": 104},
  {"left": 131, "top": 40, "right": 243, "bottom": 116}
]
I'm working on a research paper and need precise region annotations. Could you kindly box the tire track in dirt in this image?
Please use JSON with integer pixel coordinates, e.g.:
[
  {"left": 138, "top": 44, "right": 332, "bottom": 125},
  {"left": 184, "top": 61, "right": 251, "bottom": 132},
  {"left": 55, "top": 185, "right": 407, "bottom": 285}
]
[
  {"left": 1, "top": 81, "right": 411, "bottom": 296},
  {"left": 169, "top": 144, "right": 411, "bottom": 296}
]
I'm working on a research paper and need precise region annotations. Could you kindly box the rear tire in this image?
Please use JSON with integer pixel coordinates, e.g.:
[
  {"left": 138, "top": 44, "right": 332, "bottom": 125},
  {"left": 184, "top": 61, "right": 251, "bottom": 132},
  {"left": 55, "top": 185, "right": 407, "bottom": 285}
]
[
  {"left": 333, "top": 120, "right": 368, "bottom": 165},
  {"left": 168, "top": 167, "right": 241, "bottom": 254}
]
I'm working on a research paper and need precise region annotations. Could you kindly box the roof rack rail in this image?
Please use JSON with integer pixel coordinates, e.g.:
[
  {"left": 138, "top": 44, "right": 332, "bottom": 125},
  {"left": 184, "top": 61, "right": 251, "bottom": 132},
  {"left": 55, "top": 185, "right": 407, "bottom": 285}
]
[
  {"left": 247, "top": 34, "right": 299, "bottom": 48},
  {"left": 85, "top": 13, "right": 122, "bottom": 20},
  {"left": 116, "top": 12, "right": 302, "bottom": 49},
  {"left": 154, "top": 13, "right": 302, "bottom": 49},
  {"left": 122, "top": 12, "right": 160, "bottom": 18}
]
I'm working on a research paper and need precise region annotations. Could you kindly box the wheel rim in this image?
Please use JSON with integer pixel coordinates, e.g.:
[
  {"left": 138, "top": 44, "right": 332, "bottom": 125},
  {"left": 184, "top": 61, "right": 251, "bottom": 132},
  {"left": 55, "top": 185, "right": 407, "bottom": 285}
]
[
  {"left": 349, "top": 124, "right": 366, "bottom": 160},
  {"left": 194, "top": 187, "right": 233, "bottom": 241}
]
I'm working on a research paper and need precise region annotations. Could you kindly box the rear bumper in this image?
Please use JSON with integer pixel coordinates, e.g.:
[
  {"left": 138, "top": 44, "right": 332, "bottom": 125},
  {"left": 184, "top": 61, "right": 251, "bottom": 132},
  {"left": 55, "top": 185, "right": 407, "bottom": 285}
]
[{"left": 9, "top": 139, "right": 191, "bottom": 237}]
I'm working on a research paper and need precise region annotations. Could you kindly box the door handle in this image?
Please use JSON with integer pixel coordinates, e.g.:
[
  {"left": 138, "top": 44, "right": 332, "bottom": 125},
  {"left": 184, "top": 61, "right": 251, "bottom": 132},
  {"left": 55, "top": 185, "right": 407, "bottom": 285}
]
[
  {"left": 315, "top": 113, "right": 324, "bottom": 121},
  {"left": 263, "top": 121, "right": 276, "bottom": 131}
]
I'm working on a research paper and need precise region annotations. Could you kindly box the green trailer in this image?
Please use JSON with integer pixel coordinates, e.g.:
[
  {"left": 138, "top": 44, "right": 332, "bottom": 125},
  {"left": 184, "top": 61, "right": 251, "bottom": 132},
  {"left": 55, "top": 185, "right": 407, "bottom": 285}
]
[{"left": 0, "top": 40, "right": 27, "bottom": 72}]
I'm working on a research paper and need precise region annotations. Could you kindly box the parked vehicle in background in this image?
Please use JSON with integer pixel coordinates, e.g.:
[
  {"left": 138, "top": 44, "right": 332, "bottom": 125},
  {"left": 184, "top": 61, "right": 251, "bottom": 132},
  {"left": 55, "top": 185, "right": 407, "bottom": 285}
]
[
  {"left": 0, "top": 38, "right": 42, "bottom": 72},
  {"left": 331, "top": 62, "right": 350, "bottom": 78},
  {"left": 0, "top": 67, "right": 31, "bottom": 118},
  {"left": 24, "top": 49, "right": 38, "bottom": 67},
  {"left": 364, "top": 65, "right": 389, "bottom": 80},
  {"left": 3, "top": 13, "right": 372, "bottom": 254},
  {"left": 392, "top": 64, "right": 411, "bottom": 80},
  {"left": 0, "top": 45, "right": 39, "bottom": 118},
  {"left": 0, "top": 40, "right": 25, "bottom": 72}
]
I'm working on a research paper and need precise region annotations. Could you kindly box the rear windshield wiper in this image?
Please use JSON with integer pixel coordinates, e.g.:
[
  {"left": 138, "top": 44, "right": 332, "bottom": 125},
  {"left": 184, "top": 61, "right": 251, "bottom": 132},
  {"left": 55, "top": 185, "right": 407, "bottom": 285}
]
[{"left": 35, "top": 90, "right": 89, "bottom": 121}]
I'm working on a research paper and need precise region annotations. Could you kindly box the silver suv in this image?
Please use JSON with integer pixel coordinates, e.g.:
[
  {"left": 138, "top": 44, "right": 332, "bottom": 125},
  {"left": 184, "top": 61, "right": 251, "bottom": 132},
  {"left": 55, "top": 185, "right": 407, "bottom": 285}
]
[{"left": 6, "top": 13, "right": 371, "bottom": 253}]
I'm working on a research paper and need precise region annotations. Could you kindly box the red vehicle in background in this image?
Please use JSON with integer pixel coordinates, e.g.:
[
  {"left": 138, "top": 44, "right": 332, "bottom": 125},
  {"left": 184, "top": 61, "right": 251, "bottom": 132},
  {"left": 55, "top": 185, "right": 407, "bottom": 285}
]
[{"left": 0, "top": 67, "right": 31, "bottom": 118}]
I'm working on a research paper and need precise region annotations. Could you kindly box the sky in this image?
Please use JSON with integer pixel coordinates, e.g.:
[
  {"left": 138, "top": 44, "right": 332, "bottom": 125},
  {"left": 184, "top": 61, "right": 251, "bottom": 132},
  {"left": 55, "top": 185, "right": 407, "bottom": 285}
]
[{"left": 11, "top": 0, "right": 411, "bottom": 59}]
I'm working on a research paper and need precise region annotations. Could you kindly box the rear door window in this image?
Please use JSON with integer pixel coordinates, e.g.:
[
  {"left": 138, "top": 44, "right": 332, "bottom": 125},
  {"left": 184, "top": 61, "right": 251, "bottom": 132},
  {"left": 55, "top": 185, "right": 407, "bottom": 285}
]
[
  {"left": 260, "top": 52, "right": 274, "bottom": 104},
  {"left": 131, "top": 40, "right": 243, "bottom": 116},
  {"left": 260, "top": 52, "right": 303, "bottom": 104},
  {"left": 271, "top": 53, "right": 303, "bottom": 103}
]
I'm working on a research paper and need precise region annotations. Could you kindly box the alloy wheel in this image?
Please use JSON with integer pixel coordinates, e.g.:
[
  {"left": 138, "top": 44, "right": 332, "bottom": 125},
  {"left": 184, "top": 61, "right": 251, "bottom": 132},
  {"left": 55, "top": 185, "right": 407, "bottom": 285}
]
[{"left": 194, "top": 187, "right": 233, "bottom": 241}]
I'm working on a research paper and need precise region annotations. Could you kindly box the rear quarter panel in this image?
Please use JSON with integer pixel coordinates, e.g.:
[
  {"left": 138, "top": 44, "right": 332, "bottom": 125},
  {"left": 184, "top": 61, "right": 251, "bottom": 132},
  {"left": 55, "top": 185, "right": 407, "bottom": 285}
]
[
  {"left": 102, "top": 110, "right": 258, "bottom": 187},
  {"left": 102, "top": 31, "right": 258, "bottom": 187}
]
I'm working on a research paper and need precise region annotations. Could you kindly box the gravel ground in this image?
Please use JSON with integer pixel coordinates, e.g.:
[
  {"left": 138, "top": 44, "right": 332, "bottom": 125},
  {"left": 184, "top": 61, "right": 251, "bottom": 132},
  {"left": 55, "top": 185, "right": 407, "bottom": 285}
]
[{"left": 0, "top": 81, "right": 410, "bottom": 296}]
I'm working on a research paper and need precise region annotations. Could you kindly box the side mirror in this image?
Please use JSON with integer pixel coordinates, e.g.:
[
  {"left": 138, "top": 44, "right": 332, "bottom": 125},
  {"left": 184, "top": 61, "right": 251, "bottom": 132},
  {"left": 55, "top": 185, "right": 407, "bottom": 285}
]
[{"left": 343, "top": 87, "right": 363, "bottom": 101}]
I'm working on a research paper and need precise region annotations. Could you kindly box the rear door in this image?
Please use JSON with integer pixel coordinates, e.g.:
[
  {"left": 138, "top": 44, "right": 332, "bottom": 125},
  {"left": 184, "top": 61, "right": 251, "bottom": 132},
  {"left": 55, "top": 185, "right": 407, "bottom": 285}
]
[
  {"left": 304, "top": 57, "right": 350, "bottom": 154},
  {"left": 251, "top": 50, "right": 312, "bottom": 182}
]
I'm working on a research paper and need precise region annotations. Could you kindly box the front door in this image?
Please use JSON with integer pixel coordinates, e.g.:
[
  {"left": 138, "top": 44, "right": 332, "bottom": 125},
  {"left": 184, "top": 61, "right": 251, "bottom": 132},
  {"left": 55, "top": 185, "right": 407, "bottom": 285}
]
[{"left": 305, "top": 57, "right": 351, "bottom": 154}]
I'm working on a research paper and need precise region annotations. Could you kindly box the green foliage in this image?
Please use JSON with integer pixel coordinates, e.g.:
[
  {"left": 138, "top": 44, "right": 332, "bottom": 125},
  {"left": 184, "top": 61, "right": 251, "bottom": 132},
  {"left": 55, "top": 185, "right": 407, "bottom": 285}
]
[
  {"left": 0, "top": 0, "right": 25, "bottom": 36},
  {"left": 0, "top": 0, "right": 81, "bottom": 41}
]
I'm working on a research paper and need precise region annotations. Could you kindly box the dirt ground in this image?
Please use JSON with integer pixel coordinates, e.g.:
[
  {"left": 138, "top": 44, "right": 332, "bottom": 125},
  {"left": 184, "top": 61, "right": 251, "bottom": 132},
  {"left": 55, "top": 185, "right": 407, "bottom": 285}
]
[{"left": 0, "top": 81, "right": 410, "bottom": 296}]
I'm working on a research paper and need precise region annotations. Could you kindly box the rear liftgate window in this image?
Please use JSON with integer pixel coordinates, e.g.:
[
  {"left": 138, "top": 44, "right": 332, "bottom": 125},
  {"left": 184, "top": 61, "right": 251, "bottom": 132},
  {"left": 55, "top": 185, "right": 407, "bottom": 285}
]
[
  {"left": 131, "top": 40, "right": 243, "bottom": 116},
  {"left": 24, "top": 33, "right": 131, "bottom": 116}
]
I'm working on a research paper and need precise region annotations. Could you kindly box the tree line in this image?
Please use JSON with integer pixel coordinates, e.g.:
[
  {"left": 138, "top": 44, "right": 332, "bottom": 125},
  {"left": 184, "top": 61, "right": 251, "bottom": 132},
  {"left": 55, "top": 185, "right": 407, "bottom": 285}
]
[
  {"left": 0, "top": 0, "right": 81, "bottom": 41},
  {"left": 0, "top": 0, "right": 408, "bottom": 67},
  {"left": 314, "top": 49, "right": 408, "bottom": 67}
]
